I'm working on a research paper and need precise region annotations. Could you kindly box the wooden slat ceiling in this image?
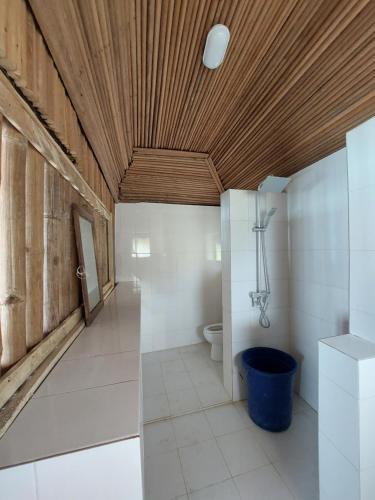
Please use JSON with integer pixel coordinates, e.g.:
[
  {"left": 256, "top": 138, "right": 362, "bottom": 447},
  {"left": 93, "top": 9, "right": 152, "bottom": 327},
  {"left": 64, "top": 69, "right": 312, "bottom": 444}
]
[
  {"left": 30, "top": 0, "right": 375, "bottom": 205},
  {"left": 120, "top": 148, "right": 223, "bottom": 205}
]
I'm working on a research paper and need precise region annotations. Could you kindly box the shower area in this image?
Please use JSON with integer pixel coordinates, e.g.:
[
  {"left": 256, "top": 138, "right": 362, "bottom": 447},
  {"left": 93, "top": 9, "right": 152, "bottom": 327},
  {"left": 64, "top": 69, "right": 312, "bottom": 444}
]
[{"left": 221, "top": 186, "right": 290, "bottom": 401}]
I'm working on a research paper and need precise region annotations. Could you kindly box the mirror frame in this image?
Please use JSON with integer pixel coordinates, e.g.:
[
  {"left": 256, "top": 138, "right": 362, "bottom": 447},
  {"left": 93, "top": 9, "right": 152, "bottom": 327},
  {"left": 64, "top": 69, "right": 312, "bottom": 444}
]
[{"left": 72, "top": 203, "right": 103, "bottom": 325}]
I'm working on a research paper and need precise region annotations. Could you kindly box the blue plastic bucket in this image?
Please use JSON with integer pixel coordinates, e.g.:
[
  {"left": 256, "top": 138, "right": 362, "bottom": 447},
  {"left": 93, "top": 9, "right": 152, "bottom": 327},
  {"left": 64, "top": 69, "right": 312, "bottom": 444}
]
[{"left": 241, "top": 347, "right": 297, "bottom": 432}]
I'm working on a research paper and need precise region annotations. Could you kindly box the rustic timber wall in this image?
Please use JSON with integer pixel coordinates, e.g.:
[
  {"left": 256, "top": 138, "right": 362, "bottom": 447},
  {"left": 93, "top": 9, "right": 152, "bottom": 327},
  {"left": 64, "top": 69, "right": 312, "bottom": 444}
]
[
  {"left": 0, "top": 115, "right": 113, "bottom": 372},
  {"left": 0, "top": 0, "right": 114, "bottom": 211},
  {"left": 0, "top": 1, "right": 116, "bottom": 436}
]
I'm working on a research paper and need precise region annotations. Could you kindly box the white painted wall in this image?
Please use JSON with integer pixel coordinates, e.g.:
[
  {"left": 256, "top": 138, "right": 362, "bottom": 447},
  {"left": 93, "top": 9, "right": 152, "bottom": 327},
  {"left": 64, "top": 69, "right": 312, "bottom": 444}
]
[
  {"left": 287, "top": 148, "right": 349, "bottom": 410},
  {"left": 347, "top": 116, "right": 375, "bottom": 343},
  {"left": 115, "top": 203, "right": 222, "bottom": 353},
  {"left": 221, "top": 190, "right": 290, "bottom": 401}
]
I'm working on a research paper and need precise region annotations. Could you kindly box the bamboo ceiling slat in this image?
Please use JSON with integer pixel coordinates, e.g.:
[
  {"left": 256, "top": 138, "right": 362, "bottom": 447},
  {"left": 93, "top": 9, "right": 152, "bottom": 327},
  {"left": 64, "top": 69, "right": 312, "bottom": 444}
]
[
  {"left": 120, "top": 148, "right": 221, "bottom": 205},
  {"left": 30, "top": 0, "right": 375, "bottom": 204}
]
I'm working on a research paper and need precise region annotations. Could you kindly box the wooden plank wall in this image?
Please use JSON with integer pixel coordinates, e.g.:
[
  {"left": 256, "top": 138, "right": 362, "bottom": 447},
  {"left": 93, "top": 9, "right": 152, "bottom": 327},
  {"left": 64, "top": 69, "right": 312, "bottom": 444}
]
[
  {"left": 0, "top": 0, "right": 115, "bottom": 206},
  {"left": 0, "top": 115, "right": 112, "bottom": 375},
  {"left": 29, "top": 0, "right": 133, "bottom": 199}
]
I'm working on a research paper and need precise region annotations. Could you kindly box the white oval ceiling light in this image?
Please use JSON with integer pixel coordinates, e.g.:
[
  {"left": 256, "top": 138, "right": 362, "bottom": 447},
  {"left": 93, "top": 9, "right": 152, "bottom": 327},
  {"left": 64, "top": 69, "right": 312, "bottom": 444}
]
[{"left": 203, "top": 24, "right": 230, "bottom": 69}]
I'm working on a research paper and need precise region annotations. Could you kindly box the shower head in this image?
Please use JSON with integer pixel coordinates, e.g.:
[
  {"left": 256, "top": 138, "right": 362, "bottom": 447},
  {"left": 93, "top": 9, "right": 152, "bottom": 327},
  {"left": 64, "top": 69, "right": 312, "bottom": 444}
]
[
  {"left": 258, "top": 175, "right": 291, "bottom": 193},
  {"left": 262, "top": 207, "right": 277, "bottom": 228}
]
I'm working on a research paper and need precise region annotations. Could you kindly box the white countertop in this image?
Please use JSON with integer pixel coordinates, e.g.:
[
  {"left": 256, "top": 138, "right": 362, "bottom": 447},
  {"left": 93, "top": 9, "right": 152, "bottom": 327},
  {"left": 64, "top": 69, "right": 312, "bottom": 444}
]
[
  {"left": 0, "top": 282, "right": 141, "bottom": 469},
  {"left": 321, "top": 333, "right": 375, "bottom": 360}
]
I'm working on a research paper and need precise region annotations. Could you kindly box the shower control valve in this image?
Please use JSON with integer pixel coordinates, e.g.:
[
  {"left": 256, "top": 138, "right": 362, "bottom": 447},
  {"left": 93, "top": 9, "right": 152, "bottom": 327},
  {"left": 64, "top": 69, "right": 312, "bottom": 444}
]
[
  {"left": 252, "top": 225, "right": 266, "bottom": 233},
  {"left": 249, "top": 291, "right": 269, "bottom": 308}
]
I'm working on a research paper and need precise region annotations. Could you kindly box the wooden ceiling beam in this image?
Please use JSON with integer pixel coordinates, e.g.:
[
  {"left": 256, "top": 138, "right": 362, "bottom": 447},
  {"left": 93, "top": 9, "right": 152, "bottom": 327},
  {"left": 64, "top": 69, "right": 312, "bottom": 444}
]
[{"left": 206, "top": 157, "right": 224, "bottom": 194}]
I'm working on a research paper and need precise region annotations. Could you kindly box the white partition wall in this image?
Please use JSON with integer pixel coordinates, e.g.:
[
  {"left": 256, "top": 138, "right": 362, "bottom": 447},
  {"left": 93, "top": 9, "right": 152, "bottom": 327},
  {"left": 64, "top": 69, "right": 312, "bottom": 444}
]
[
  {"left": 319, "top": 335, "right": 375, "bottom": 500},
  {"left": 288, "top": 149, "right": 350, "bottom": 410},
  {"left": 319, "top": 116, "right": 375, "bottom": 500},
  {"left": 221, "top": 190, "right": 289, "bottom": 400},
  {"left": 347, "top": 117, "right": 375, "bottom": 342}
]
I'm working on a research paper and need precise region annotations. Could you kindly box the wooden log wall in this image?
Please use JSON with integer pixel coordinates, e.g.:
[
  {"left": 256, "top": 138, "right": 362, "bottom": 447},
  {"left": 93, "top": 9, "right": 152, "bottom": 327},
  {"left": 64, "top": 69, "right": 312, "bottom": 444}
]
[
  {"left": 25, "top": 146, "right": 44, "bottom": 349},
  {"left": 0, "top": 115, "right": 112, "bottom": 376},
  {"left": 0, "top": 121, "right": 27, "bottom": 371},
  {"left": 0, "top": 0, "right": 116, "bottom": 206}
]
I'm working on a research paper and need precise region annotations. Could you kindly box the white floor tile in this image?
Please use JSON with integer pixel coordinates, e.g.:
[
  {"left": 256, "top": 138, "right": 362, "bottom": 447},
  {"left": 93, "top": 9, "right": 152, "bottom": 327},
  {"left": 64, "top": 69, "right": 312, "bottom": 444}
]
[
  {"left": 183, "top": 356, "right": 212, "bottom": 372},
  {"left": 179, "top": 439, "right": 230, "bottom": 493},
  {"left": 144, "top": 420, "right": 177, "bottom": 457},
  {"left": 179, "top": 343, "right": 210, "bottom": 357},
  {"left": 233, "top": 401, "right": 254, "bottom": 427},
  {"left": 195, "top": 382, "right": 230, "bottom": 407},
  {"left": 143, "top": 362, "right": 162, "bottom": 382},
  {"left": 189, "top": 366, "right": 223, "bottom": 386},
  {"left": 167, "top": 387, "right": 202, "bottom": 415},
  {"left": 143, "top": 373, "right": 166, "bottom": 397},
  {"left": 144, "top": 344, "right": 227, "bottom": 420},
  {"left": 144, "top": 393, "right": 171, "bottom": 422},
  {"left": 274, "top": 454, "right": 319, "bottom": 500},
  {"left": 144, "top": 450, "right": 186, "bottom": 500},
  {"left": 143, "top": 351, "right": 161, "bottom": 366},
  {"left": 293, "top": 393, "right": 314, "bottom": 415},
  {"left": 172, "top": 412, "right": 213, "bottom": 448},
  {"left": 189, "top": 478, "right": 241, "bottom": 500},
  {"left": 205, "top": 404, "right": 249, "bottom": 437},
  {"left": 234, "top": 465, "right": 294, "bottom": 500},
  {"left": 162, "top": 359, "right": 187, "bottom": 377},
  {"left": 157, "top": 348, "right": 182, "bottom": 362},
  {"left": 164, "top": 371, "right": 194, "bottom": 394},
  {"left": 217, "top": 428, "right": 269, "bottom": 477},
  {"left": 252, "top": 411, "right": 317, "bottom": 464}
]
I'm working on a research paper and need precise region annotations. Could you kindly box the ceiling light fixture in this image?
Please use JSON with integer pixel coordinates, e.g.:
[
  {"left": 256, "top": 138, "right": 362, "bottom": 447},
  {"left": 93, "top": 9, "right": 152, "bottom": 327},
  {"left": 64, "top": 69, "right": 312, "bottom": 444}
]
[{"left": 202, "top": 24, "right": 230, "bottom": 69}]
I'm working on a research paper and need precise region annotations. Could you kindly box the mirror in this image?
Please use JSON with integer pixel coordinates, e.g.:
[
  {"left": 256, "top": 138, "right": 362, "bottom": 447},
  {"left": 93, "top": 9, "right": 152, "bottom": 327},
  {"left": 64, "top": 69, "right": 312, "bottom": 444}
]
[{"left": 73, "top": 204, "right": 103, "bottom": 324}]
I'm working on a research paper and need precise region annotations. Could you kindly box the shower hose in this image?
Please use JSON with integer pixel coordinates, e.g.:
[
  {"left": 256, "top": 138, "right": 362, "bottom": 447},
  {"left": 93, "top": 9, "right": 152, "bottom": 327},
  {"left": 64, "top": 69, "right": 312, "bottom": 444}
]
[{"left": 259, "top": 228, "right": 271, "bottom": 328}]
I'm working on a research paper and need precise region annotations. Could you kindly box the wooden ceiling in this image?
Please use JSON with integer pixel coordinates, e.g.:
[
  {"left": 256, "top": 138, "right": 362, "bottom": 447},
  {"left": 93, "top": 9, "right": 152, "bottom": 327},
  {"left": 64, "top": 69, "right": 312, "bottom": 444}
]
[
  {"left": 119, "top": 148, "right": 223, "bottom": 205},
  {"left": 30, "top": 0, "right": 375, "bottom": 205}
]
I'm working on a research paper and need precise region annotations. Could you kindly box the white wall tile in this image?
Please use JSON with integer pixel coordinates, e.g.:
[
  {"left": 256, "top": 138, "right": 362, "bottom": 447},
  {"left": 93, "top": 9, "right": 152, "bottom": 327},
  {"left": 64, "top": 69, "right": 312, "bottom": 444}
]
[
  {"left": 230, "top": 250, "right": 257, "bottom": 282},
  {"left": 0, "top": 463, "right": 37, "bottom": 500},
  {"left": 350, "top": 309, "right": 375, "bottom": 344},
  {"left": 229, "top": 190, "right": 251, "bottom": 221},
  {"left": 347, "top": 116, "right": 375, "bottom": 191},
  {"left": 319, "top": 432, "right": 360, "bottom": 500},
  {"left": 359, "top": 359, "right": 375, "bottom": 399},
  {"left": 361, "top": 465, "right": 375, "bottom": 500},
  {"left": 36, "top": 439, "right": 143, "bottom": 500},
  {"left": 359, "top": 396, "right": 375, "bottom": 470},
  {"left": 319, "top": 342, "right": 358, "bottom": 397},
  {"left": 347, "top": 117, "right": 375, "bottom": 346},
  {"left": 288, "top": 148, "right": 349, "bottom": 410},
  {"left": 230, "top": 220, "right": 255, "bottom": 251},
  {"left": 116, "top": 203, "right": 222, "bottom": 353},
  {"left": 319, "top": 374, "right": 359, "bottom": 467},
  {"left": 224, "top": 189, "right": 290, "bottom": 401}
]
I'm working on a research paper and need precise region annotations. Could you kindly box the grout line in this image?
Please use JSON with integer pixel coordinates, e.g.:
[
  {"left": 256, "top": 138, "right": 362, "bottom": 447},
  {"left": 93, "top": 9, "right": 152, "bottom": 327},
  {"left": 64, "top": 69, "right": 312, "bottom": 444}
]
[
  {"left": 33, "top": 462, "right": 40, "bottom": 499},
  {"left": 271, "top": 463, "right": 298, "bottom": 500},
  {"left": 144, "top": 398, "right": 233, "bottom": 425},
  {"left": 33, "top": 378, "right": 139, "bottom": 400},
  {"left": 176, "top": 447, "right": 189, "bottom": 498}
]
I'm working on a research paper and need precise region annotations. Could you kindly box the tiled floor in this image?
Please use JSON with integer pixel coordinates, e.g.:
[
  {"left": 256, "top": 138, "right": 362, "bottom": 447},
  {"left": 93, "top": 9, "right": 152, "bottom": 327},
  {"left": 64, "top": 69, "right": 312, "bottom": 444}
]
[
  {"left": 142, "top": 343, "right": 230, "bottom": 422},
  {"left": 143, "top": 396, "right": 318, "bottom": 500}
]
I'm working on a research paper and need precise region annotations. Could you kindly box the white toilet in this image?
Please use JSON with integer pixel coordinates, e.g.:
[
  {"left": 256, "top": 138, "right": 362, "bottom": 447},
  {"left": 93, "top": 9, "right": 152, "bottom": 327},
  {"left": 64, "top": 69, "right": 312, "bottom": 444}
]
[{"left": 203, "top": 323, "right": 223, "bottom": 361}]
